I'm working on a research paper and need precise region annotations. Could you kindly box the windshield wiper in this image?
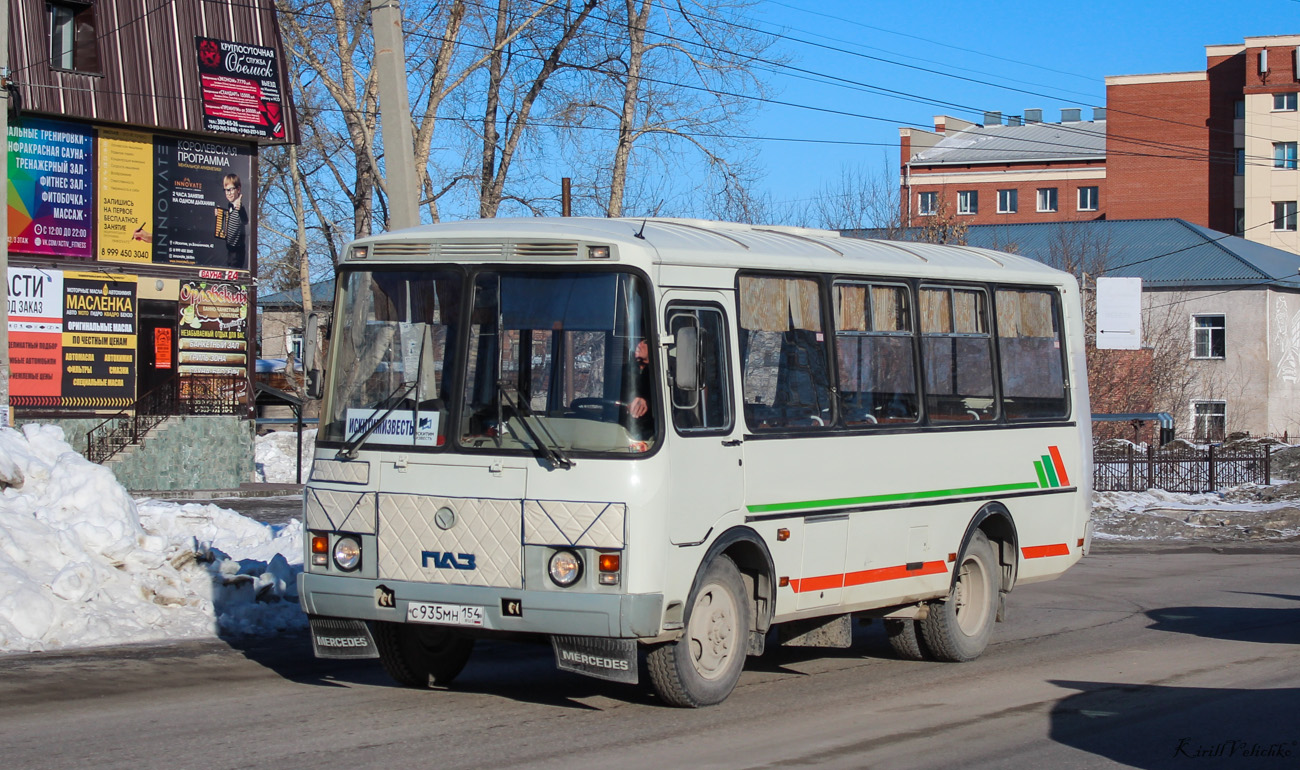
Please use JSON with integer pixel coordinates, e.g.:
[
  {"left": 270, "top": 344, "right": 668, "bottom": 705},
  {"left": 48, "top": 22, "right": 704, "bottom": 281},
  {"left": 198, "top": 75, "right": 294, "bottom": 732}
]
[
  {"left": 336, "top": 379, "right": 416, "bottom": 460},
  {"left": 497, "top": 379, "right": 574, "bottom": 470}
]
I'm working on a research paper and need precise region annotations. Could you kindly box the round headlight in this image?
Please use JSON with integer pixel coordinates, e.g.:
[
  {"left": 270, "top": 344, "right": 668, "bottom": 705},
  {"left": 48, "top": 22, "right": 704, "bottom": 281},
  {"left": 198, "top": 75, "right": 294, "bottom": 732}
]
[
  {"left": 548, "top": 549, "right": 583, "bottom": 587},
  {"left": 333, "top": 535, "right": 362, "bottom": 571}
]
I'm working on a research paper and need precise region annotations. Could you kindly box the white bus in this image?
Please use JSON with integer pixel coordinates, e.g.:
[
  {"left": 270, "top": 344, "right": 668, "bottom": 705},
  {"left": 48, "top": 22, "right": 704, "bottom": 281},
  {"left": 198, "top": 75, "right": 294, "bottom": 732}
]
[{"left": 299, "top": 218, "right": 1092, "bottom": 707}]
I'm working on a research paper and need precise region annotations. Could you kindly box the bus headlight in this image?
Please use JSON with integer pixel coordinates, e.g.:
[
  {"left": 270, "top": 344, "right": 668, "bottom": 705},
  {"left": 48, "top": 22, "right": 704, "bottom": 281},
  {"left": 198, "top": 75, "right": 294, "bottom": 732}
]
[
  {"left": 548, "top": 550, "right": 583, "bottom": 587},
  {"left": 333, "top": 536, "right": 362, "bottom": 572}
]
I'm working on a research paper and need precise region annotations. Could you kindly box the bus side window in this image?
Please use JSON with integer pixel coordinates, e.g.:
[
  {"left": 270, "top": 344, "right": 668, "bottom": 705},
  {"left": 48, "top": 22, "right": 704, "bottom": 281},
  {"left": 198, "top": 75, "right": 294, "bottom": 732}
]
[
  {"left": 833, "top": 282, "right": 920, "bottom": 426},
  {"left": 920, "top": 286, "right": 996, "bottom": 422},
  {"left": 737, "top": 275, "right": 834, "bottom": 430},
  {"left": 996, "top": 288, "right": 1068, "bottom": 420},
  {"left": 668, "top": 306, "right": 733, "bottom": 433}
]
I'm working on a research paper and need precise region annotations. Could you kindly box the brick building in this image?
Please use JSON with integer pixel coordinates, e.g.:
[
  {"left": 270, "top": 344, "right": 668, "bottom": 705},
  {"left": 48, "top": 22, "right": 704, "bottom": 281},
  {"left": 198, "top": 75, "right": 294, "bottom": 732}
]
[
  {"left": 899, "top": 110, "right": 1107, "bottom": 228},
  {"left": 900, "top": 34, "right": 1300, "bottom": 255}
]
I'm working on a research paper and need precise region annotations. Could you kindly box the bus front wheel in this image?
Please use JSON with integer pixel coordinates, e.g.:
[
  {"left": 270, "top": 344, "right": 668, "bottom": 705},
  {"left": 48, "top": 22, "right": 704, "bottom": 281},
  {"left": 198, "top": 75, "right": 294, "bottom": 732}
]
[
  {"left": 919, "top": 530, "right": 998, "bottom": 662},
  {"left": 373, "top": 621, "right": 475, "bottom": 688},
  {"left": 646, "top": 556, "right": 750, "bottom": 707}
]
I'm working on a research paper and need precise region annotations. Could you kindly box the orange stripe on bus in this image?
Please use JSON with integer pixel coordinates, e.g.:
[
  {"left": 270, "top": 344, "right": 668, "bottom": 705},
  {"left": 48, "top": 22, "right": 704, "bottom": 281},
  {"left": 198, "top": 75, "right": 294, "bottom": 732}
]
[
  {"left": 789, "top": 561, "right": 948, "bottom": 593},
  {"left": 1022, "top": 543, "right": 1070, "bottom": 559},
  {"left": 1048, "top": 446, "right": 1071, "bottom": 487}
]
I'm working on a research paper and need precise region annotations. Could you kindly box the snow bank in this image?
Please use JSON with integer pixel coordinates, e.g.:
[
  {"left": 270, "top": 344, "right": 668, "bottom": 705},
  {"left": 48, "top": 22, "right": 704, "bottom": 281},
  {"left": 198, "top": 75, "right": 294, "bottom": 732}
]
[
  {"left": 0, "top": 424, "right": 304, "bottom": 653},
  {"left": 255, "top": 429, "right": 316, "bottom": 483}
]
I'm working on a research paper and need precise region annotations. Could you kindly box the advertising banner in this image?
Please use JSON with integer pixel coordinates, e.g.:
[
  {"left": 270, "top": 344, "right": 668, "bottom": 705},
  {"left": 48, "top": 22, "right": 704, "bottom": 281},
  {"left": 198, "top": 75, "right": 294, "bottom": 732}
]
[
  {"left": 61, "top": 271, "right": 137, "bottom": 409},
  {"left": 97, "top": 127, "right": 156, "bottom": 264},
  {"left": 152, "top": 137, "right": 254, "bottom": 270},
  {"left": 195, "top": 37, "right": 286, "bottom": 140},
  {"left": 178, "top": 280, "right": 250, "bottom": 407},
  {"left": 7, "top": 267, "right": 64, "bottom": 406},
  {"left": 7, "top": 118, "right": 94, "bottom": 259}
]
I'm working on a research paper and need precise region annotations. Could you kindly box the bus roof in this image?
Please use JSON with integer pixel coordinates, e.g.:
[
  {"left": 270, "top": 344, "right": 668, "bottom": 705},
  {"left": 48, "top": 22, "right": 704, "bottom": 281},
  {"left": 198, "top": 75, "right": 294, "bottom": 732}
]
[{"left": 349, "top": 217, "right": 1075, "bottom": 286}]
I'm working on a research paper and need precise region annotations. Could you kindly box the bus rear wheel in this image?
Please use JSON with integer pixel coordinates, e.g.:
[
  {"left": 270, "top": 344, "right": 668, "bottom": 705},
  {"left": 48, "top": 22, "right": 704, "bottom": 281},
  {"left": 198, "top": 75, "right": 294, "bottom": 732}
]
[
  {"left": 373, "top": 621, "right": 475, "bottom": 687},
  {"left": 646, "top": 556, "right": 750, "bottom": 707},
  {"left": 884, "top": 619, "right": 929, "bottom": 661},
  {"left": 918, "top": 530, "right": 998, "bottom": 662}
]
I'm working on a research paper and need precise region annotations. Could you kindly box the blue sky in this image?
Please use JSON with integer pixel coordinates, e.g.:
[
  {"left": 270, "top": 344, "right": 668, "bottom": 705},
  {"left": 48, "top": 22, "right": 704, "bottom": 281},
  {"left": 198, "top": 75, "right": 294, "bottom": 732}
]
[{"left": 744, "top": 0, "right": 1295, "bottom": 210}]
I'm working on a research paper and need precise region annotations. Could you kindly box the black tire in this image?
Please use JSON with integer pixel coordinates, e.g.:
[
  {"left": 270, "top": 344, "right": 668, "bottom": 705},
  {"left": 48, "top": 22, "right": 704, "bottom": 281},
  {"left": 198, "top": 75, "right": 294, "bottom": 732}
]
[
  {"left": 884, "top": 619, "right": 929, "bottom": 661},
  {"left": 646, "top": 556, "right": 750, "bottom": 707},
  {"left": 918, "top": 530, "right": 999, "bottom": 662},
  {"left": 373, "top": 621, "right": 475, "bottom": 687}
]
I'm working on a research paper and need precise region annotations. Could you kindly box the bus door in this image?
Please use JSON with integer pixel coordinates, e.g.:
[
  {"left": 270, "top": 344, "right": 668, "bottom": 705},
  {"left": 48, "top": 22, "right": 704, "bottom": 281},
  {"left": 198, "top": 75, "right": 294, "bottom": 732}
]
[{"left": 662, "top": 295, "right": 743, "bottom": 546}]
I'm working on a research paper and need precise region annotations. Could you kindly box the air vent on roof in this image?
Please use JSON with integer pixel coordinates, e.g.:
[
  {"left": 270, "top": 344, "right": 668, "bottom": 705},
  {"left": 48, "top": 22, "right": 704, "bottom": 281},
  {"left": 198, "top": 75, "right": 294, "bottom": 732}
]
[
  {"left": 1007, "top": 115, "right": 1022, "bottom": 126},
  {"left": 371, "top": 243, "right": 434, "bottom": 259},
  {"left": 983, "top": 111, "right": 1002, "bottom": 126},
  {"left": 511, "top": 242, "right": 580, "bottom": 260},
  {"left": 1025, "top": 108, "right": 1043, "bottom": 124},
  {"left": 1061, "top": 108, "right": 1082, "bottom": 122},
  {"left": 437, "top": 243, "right": 505, "bottom": 260},
  {"left": 1093, "top": 107, "right": 1107, "bottom": 121}
]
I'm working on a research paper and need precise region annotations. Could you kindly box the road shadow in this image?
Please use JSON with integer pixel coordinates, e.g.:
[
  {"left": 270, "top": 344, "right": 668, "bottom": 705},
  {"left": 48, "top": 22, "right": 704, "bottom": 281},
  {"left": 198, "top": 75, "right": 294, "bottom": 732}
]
[
  {"left": 1049, "top": 680, "right": 1300, "bottom": 769},
  {"left": 1145, "top": 595, "right": 1300, "bottom": 646}
]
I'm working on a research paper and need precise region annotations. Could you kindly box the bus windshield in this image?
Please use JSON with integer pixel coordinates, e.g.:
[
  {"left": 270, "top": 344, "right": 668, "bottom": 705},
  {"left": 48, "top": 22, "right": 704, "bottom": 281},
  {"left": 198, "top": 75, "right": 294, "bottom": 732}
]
[
  {"left": 459, "top": 270, "right": 657, "bottom": 456},
  {"left": 319, "top": 266, "right": 657, "bottom": 457},
  {"left": 320, "top": 268, "right": 463, "bottom": 449}
]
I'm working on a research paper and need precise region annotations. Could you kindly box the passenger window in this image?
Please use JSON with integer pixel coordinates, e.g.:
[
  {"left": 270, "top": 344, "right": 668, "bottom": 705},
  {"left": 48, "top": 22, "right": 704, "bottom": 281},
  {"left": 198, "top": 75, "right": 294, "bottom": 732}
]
[
  {"left": 996, "top": 289, "right": 1068, "bottom": 420},
  {"left": 667, "top": 306, "right": 733, "bottom": 433},
  {"left": 920, "top": 287, "right": 996, "bottom": 422},
  {"left": 833, "top": 282, "right": 919, "bottom": 426},
  {"left": 737, "top": 275, "right": 834, "bottom": 430}
]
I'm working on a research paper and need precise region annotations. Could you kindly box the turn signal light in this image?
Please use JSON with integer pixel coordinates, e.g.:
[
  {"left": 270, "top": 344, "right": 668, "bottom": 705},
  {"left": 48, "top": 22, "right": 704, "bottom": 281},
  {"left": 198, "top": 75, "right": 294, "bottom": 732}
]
[
  {"left": 776, "top": 528, "right": 790, "bottom": 542},
  {"left": 311, "top": 534, "right": 329, "bottom": 567},
  {"left": 599, "top": 553, "right": 621, "bottom": 572}
]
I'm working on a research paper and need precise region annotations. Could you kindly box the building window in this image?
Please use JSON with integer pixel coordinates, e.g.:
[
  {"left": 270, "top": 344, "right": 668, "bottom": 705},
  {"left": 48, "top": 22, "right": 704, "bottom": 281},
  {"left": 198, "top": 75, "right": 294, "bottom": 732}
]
[
  {"left": 1235, "top": 208, "right": 1245, "bottom": 235},
  {"left": 1234, "top": 99, "right": 1245, "bottom": 118},
  {"left": 1275, "top": 142, "right": 1298, "bottom": 170},
  {"left": 1274, "top": 92, "right": 1298, "bottom": 111},
  {"left": 918, "top": 191, "right": 937, "bottom": 216},
  {"left": 48, "top": 1, "right": 100, "bottom": 72},
  {"left": 288, "top": 329, "right": 304, "bottom": 362},
  {"left": 1193, "top": 401, "right": 1226, "bottom": 443},
  {"left": 1192, "top": 314, "right": 1225, "bottom": 359},
  {"left": 1036, "top": 188, "right": 1058, "bottom": 213},
  {"left": 1236, "top": 148, "right": 1245, "bottom": 176},
  {"left": 997, "top": 189, "right": 1017, "bottom": 214},
  {"left": 957, "top": 190, "right": 978, "bottom": 215},
  {"left": 1077, "top": 186, "right": 1099, "bottom": 211},
  {"left": 1274, "top": 201, "right": 1298, "bottom": 231}
]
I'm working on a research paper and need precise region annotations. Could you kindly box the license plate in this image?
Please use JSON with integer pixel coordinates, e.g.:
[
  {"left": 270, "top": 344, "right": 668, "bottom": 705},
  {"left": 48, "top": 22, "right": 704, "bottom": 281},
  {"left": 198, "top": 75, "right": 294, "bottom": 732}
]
[{"left": 406, "top": 601, "right": 485, "bottom": 627}]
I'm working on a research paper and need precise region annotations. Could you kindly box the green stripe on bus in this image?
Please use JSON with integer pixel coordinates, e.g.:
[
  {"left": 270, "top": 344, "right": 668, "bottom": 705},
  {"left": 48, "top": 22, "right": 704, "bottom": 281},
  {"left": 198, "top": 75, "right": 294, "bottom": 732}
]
[
  {"left": 746, "top": 482, "right": 1044, "bottom": 514},
  {"left": 1034, "top": 460, "right": 1049, "bottom": 488},
  {"left": 1041, "top": 455, "right": 1060, "bottom": 487}
]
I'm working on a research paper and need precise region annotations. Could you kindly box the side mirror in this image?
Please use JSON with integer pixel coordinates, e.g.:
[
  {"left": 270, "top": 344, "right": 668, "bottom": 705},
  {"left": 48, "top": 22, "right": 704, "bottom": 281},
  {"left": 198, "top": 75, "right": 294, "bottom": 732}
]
[
  {"left": 304, "top": 313, "right": 324, "bottom": 400},
  {"left": 674, "top": 326, "right": 700, "bottom": 392}
]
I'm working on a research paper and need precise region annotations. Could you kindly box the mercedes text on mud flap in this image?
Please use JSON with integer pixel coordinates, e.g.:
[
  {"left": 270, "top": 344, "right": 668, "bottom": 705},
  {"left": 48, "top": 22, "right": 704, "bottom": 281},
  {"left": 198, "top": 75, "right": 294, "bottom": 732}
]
[{"left": 299, "top": 218, "right": 1093, "bottom": 707}]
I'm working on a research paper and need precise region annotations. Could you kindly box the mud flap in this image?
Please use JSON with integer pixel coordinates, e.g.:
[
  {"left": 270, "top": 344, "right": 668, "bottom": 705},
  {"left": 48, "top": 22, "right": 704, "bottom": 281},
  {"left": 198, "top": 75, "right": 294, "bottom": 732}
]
[
  {"left": 309, "top": 617, "right": 379, "bottom": 659},
  {"left": 551, "top": 635, "right": 639, "bottom": 684}
]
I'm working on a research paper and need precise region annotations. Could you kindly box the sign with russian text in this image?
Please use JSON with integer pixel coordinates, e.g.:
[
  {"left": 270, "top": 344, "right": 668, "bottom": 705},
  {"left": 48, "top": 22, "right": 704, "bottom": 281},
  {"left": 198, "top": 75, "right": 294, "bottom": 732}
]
[
  {"left": 7, "top": 267, "right": 64, "bottom": 405},
  {"left": 60, "top": 271, "right": 137, "bottom": 409},
  {"left": 7, "top": 118, "right": 93, "bottom": 259},
  {"left": 195, "top": 37, "right": 286, "bottom": 140},
  {"left": 97, "top": 127, "right": 155, "bottom": 264},
  {"left": 152, "top": 137, "right": 254, "bottom": 270},
  {"left": 178, "top": 280, "right": 250, "bottom": 406}
]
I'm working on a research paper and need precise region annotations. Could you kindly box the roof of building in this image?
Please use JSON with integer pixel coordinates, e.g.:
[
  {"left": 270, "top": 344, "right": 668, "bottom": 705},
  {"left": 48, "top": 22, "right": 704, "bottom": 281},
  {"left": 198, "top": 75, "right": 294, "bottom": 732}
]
[
  {"left": 259, "top": 279, "right": 335, "bottom": 309},
  {"left": 910, "top": 120, "right": 1106, "bottom": 165},
  {"left": 847, "top": 219, "right": 1300, "bottom": 289}
]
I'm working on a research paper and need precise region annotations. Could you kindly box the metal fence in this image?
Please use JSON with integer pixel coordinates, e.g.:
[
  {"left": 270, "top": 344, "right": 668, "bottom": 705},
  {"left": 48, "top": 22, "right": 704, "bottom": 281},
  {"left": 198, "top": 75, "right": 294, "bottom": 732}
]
[
  {"left": 1093, "top": 444, "right": 1271, "bottom": 493},
  {"left": 87, "top": 374, "right": 247, "bottom": 463}
]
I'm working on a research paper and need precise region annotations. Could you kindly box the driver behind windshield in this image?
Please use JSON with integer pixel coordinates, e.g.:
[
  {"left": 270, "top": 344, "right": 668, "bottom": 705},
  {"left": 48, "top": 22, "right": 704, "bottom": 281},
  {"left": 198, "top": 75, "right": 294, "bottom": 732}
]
[{"left": 624, "top": 338, "right": 653, "bottom": 440}]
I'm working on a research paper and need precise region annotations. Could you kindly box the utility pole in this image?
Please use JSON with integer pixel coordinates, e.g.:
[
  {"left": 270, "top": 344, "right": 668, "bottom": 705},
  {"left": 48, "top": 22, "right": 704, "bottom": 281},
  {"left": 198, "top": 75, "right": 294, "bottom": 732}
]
[
  {"left": 370, "top": 0, "right": 420, "bottom": 231},
  {"left": 0, "top": 0, "right": 10, "bottom": 427}
]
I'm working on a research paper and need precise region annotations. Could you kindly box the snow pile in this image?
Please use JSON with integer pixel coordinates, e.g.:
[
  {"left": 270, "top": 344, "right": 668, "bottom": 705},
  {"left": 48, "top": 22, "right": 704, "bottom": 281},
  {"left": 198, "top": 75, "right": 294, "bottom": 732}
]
[
  {"left": 0, "top": 424, "right": 304, "bottom": 653},
  {"left": 254, "top": 428, "right": 317, "bottom": 483},
  {"left": 1093, "top": 485, "right": 1300, "bottom": 542}
]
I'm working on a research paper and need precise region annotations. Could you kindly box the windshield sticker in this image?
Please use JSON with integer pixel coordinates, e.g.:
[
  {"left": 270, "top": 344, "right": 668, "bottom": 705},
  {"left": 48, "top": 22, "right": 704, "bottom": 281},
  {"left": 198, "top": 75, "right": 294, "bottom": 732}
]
[{"left": 347, "top": 408, "right": 439, "bottom": 446}]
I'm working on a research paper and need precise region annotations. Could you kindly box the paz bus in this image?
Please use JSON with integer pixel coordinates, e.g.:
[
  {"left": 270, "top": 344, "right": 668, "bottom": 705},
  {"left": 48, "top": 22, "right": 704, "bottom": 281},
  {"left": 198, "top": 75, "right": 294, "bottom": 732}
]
[{"left": 298, "top": 217, "right": 1092, "bottom": 707}]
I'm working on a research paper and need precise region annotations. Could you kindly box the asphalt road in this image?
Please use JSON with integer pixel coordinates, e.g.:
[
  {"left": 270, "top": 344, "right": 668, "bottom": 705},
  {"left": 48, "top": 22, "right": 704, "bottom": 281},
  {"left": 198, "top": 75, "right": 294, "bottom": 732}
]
[{"left": 1, "top": 546, "right": 1297, "bottom": 770}]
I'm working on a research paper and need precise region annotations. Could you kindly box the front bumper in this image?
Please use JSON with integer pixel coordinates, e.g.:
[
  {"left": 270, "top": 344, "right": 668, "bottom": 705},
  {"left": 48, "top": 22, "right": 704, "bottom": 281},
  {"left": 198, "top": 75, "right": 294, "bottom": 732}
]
[{"left": 298, "top": 572, "right": 665, "bottom": 638}]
